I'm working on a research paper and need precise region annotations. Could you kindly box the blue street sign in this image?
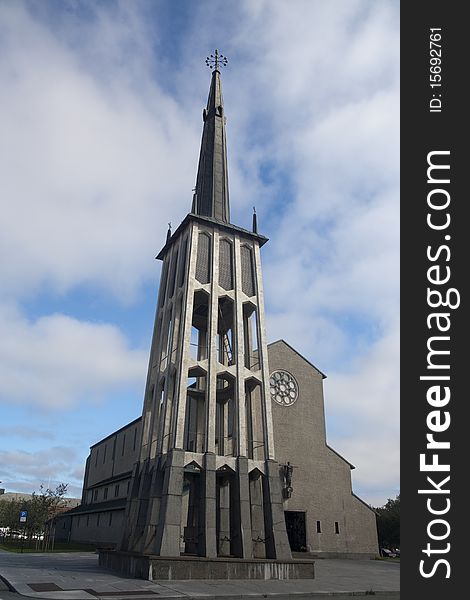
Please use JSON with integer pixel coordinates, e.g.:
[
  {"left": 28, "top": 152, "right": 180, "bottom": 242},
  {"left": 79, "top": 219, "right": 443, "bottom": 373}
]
[{"left": 19, "top": 510, "right": 27, "bottom": 523}]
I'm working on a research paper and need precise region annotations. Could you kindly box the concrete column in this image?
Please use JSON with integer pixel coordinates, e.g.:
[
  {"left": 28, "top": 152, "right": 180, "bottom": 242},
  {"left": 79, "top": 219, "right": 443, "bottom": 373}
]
[
  {"left": 206, "top": 229, "right": 220, "bottom": 452},
  {"left": 253, "top": 242, "right": 276, "bottom": 460},
  {"left": 154, "top": 449, "right": 185, "bottom": 557},
  {"left": 250, "top": 471, "right": 266, "bottom": 558},
  {"left": 233, "top": 237, "right": 247, "bottom": 456},
  {"left": 217, "top": 476, "right": 231, "bottom": 556},
  {"left": 200, "top": 452, "right": 217, "bottom": 557},
  {"left": 175, "top": 224, "right": 197, "bottom": 449},
  {"left": 263, "top": 459, "right": 292, "bottom": 560},
  {"left": 231, "top": 457, "right": 253, "bottom": 558}
]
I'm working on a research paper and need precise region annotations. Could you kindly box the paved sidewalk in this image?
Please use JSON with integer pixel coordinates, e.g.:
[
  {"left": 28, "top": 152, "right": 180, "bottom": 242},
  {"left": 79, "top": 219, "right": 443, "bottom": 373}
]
[{"left": 0, "top": 551, "right": 399, "bottom": 599}]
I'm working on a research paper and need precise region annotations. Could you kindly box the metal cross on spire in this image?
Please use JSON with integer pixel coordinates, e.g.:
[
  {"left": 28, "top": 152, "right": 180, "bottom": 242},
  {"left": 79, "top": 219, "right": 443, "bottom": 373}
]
[{"left": 205, "top": 49, "right": 228, "bottom": 71}]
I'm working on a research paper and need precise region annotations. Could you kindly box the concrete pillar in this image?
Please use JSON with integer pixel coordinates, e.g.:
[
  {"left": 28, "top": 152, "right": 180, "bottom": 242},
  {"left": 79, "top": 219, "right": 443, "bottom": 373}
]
[
  {"left": 263, "top": 459, "right": 292, "bottom": 560},
  {"left": 154, "top": 449, "right": 185, "bottom": 557},
  {"left": 231, "top": 457, "right": 253, "bottom": 558},
  {"left": 250, "top": 471, "right": 266, "bottom": 558},
  {"left": 217, "top": 476, "right": 231, "bottom": 556},
  {"left": 200, "top": 452, "right": 217, "bottom": 557}
]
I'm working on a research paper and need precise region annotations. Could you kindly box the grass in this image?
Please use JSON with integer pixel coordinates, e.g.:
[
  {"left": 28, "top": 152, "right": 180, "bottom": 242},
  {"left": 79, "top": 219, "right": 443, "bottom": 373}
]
[{"left": 0, "top": 538, "right": 96, "bottom": 553}]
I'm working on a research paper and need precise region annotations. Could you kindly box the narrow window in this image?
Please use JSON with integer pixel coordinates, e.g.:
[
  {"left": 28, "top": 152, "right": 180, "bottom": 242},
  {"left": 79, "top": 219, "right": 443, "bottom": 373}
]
[
  {"left": 159, "top": 259, "right": 169, "bottom": 307},
  {"left": 122, "top": 433, "right": 126, "bottom": 456},
  {"left": 104, "top": 487, "right": 108, "bottom": 500},
  {"left": 114, "top": 484, "right": 120, "bottom": 497},
  {"left": 240, "top": 245, "right": 255, "bottom": 296},
  {"left": 317, "top": 520, "right": 322, "bottom": 534},
  {"left": 86, "top": 515, "right": 90, "bottom": 527},
  {"left": 179, "top": 238, "right": 188, "bottom": 287},
  {"left": 109, "top": 513, "right": 113, "bottom": 526},
  {"left": 133, "top": 427, "right": 137, "bottom": 451},
  {"left": 127, "top": 480, "right": 130, "bottom": 495},
  {"left": 103, "top": 444, "right": 107, "bottom": 464},
  {"left": 219, "top": 239, "right": 233, "bottom": 290},
  {"left": 95, "top": 448, "right": 99, "bottom": 467},
  {"left": 169, "top": 249, "right": 179, "bottom": 298},
  {"left": 93, "top": 489, "right": 98, "bottom": 501},
  {"left": 97, "top": 514, "right": 101, "bottom": 527},
  {"left": 335, "top": 521, "right": 340, "bottom": 534},
  {"left": 196, "top": 232, "right": 211, "bottom": 284}
]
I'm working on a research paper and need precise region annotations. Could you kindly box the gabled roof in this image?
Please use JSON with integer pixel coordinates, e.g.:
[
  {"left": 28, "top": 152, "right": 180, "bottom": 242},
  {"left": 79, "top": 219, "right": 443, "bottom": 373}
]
[
  {"left": 326, "top": 444, "right": 355, "bottom": 469},
  {"left": 90, "top": 417, "right": 141, "bottom": 449},
  {"left": 268, "top": 339, "right": 327, "bottom": 379}
]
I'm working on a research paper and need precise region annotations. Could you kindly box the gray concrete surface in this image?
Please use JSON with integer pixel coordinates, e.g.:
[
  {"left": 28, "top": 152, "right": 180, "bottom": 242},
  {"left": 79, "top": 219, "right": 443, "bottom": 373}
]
[{"left": 0, "top": 551, "right": 399, "bottom": 599}]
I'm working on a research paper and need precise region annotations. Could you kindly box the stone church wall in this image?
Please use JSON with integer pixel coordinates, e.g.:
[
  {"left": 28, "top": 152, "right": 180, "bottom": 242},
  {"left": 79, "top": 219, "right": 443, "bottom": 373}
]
[{"left": 268, "top": 340, "right": 378, "bottom": 558}]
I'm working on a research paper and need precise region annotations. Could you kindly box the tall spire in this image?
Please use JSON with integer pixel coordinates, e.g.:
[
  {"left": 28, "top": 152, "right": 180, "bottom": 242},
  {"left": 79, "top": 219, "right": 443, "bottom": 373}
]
[{"left": 194, "top": 50, "right": 230, "bottom": 223}]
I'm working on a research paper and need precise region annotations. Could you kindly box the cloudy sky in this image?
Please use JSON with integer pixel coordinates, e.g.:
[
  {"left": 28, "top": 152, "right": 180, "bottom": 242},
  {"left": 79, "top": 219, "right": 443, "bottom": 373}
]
[{"left": 0, "top": 0, "right": 399, "bottom": 507}]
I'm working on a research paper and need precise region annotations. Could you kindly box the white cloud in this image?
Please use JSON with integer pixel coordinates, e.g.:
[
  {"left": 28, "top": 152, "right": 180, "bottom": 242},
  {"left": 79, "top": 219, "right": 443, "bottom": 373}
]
[
  {"left": 0, "top": 1, "right": 199, "bottom": 301},
  {"left": 0, "top": 304, "right": 147, "bottom": 408},
  {"left": 0, "top": 446, "right": 84, "bottom": 498}
]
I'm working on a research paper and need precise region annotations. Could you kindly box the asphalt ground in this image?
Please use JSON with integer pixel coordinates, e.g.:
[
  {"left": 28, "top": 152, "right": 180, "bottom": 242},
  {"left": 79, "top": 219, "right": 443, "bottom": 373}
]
[{"left": 0, "top": 551, "right": 399, "bottom": 600}]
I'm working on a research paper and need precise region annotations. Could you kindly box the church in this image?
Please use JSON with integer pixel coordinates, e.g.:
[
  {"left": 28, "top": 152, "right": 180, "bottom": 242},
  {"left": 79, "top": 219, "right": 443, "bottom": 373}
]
[{"left": 55, "top": 53, "right": 378, "bottom": 562}]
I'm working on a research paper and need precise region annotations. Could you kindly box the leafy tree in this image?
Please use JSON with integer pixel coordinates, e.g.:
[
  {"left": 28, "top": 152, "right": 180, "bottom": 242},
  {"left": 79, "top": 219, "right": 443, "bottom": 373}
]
[
  {"left": 375, "top": 494, "right": 400, "bottom": 549},
  {"left": 0, "top": 484, "right": 69, "bottom": 539}
]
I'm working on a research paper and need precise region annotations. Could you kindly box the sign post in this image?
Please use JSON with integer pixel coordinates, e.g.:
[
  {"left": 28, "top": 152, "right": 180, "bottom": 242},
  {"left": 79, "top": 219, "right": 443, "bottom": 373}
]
[{"left": 19, "top": 510, "right": 27, "bottom": 553}]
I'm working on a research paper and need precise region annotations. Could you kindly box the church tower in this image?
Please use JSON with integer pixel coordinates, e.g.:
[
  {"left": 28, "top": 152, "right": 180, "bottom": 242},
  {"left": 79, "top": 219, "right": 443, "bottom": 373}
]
[{"left": 121, "top": 51, "right": 291, "bottom": 561}]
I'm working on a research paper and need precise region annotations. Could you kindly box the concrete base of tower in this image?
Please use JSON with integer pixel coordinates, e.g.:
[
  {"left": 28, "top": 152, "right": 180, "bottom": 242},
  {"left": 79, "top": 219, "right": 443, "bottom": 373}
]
[{"left": 98, "top": 550, "right": 315, "bottom": 580}]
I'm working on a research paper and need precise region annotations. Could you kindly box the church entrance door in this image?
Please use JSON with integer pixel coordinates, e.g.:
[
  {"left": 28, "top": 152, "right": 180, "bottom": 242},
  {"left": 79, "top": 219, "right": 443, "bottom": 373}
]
[{"left": 284, "top": 511, "right": 306, "bottom": 552}]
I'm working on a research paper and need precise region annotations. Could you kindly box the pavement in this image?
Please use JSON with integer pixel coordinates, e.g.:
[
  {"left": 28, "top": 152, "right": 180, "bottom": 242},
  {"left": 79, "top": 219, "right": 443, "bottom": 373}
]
[{"left": 0, "top": 551, "right": 400, "bottom": 600}]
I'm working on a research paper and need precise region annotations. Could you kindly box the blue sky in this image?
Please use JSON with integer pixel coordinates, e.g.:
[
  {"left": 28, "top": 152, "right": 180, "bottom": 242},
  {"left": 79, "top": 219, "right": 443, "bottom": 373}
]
[{"left": 0, "top": 0, "right": 399, "bottom": 507}]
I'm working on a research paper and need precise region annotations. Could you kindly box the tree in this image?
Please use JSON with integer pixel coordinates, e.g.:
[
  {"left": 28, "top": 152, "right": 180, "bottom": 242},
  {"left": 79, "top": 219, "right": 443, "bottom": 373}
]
[
  {"left": 375, "top": 494, "right": 400, "bottom": 549},
  {"left": 0, "top": 484, "right": 69, "bottom": 539}
]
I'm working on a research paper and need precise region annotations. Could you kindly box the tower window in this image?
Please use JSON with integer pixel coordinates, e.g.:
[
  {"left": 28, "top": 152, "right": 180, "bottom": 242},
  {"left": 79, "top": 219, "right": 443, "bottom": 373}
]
[
  {"left": 219, "top": 239, "right": 233, "bottom": 290},
  {"left": 169, "top": 249, "right": 179, "bottom": 298},
  {"left": 335, "top": 521, "right": 340, "bottom": 534},
  {"left": 179, "top": 238, "right": 188, "bottom": 287},
  {"left": 159, "top": 259, "right": 170, "bottom": 307},
  {"left": 317, "top": 520, "right": 322, "bottom": 534},
  {"left": 196, "top": 232, "right": 211, "bottom": 284},
  {"left": 240, "top": 245, "right": 255, "bottom": 296}
]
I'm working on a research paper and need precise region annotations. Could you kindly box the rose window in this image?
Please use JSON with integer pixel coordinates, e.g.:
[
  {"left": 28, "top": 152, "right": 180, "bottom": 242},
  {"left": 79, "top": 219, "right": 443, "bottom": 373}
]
[{"left": 270, "top": 370, "right": 298, "bottom": 406}]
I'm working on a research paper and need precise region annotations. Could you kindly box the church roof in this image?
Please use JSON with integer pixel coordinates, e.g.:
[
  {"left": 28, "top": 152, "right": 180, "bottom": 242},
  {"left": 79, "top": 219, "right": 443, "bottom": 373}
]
[
  {"left": 268, "top": 339, "right": 327, "bottom": 379},
  {"left": 156, "top": 213, "right": 268, "bottom": 260}
]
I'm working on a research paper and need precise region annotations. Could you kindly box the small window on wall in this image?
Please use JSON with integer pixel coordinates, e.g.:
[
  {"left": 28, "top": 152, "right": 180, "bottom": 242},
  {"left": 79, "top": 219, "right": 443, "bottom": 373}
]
[
  {"left": 109, "top": 513, "right": 113, "bottom": 526},
  {"left": 104, "top": 487, "right": 108, "bottom": 500},
  {"left": 114, "top": 484, "right": 120, "bottom": 497},
  {"left": 335, "top": 521, "right": 340, "bottom": 534},
  {"left": 316, "top": 520, "right": 322, "bottom": 533},
  {"left": 97, "top": 514, "right": 101, "bottom": 527},
  {"left": 93, "top": 489, "right": 98, "bottom": 501}
]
